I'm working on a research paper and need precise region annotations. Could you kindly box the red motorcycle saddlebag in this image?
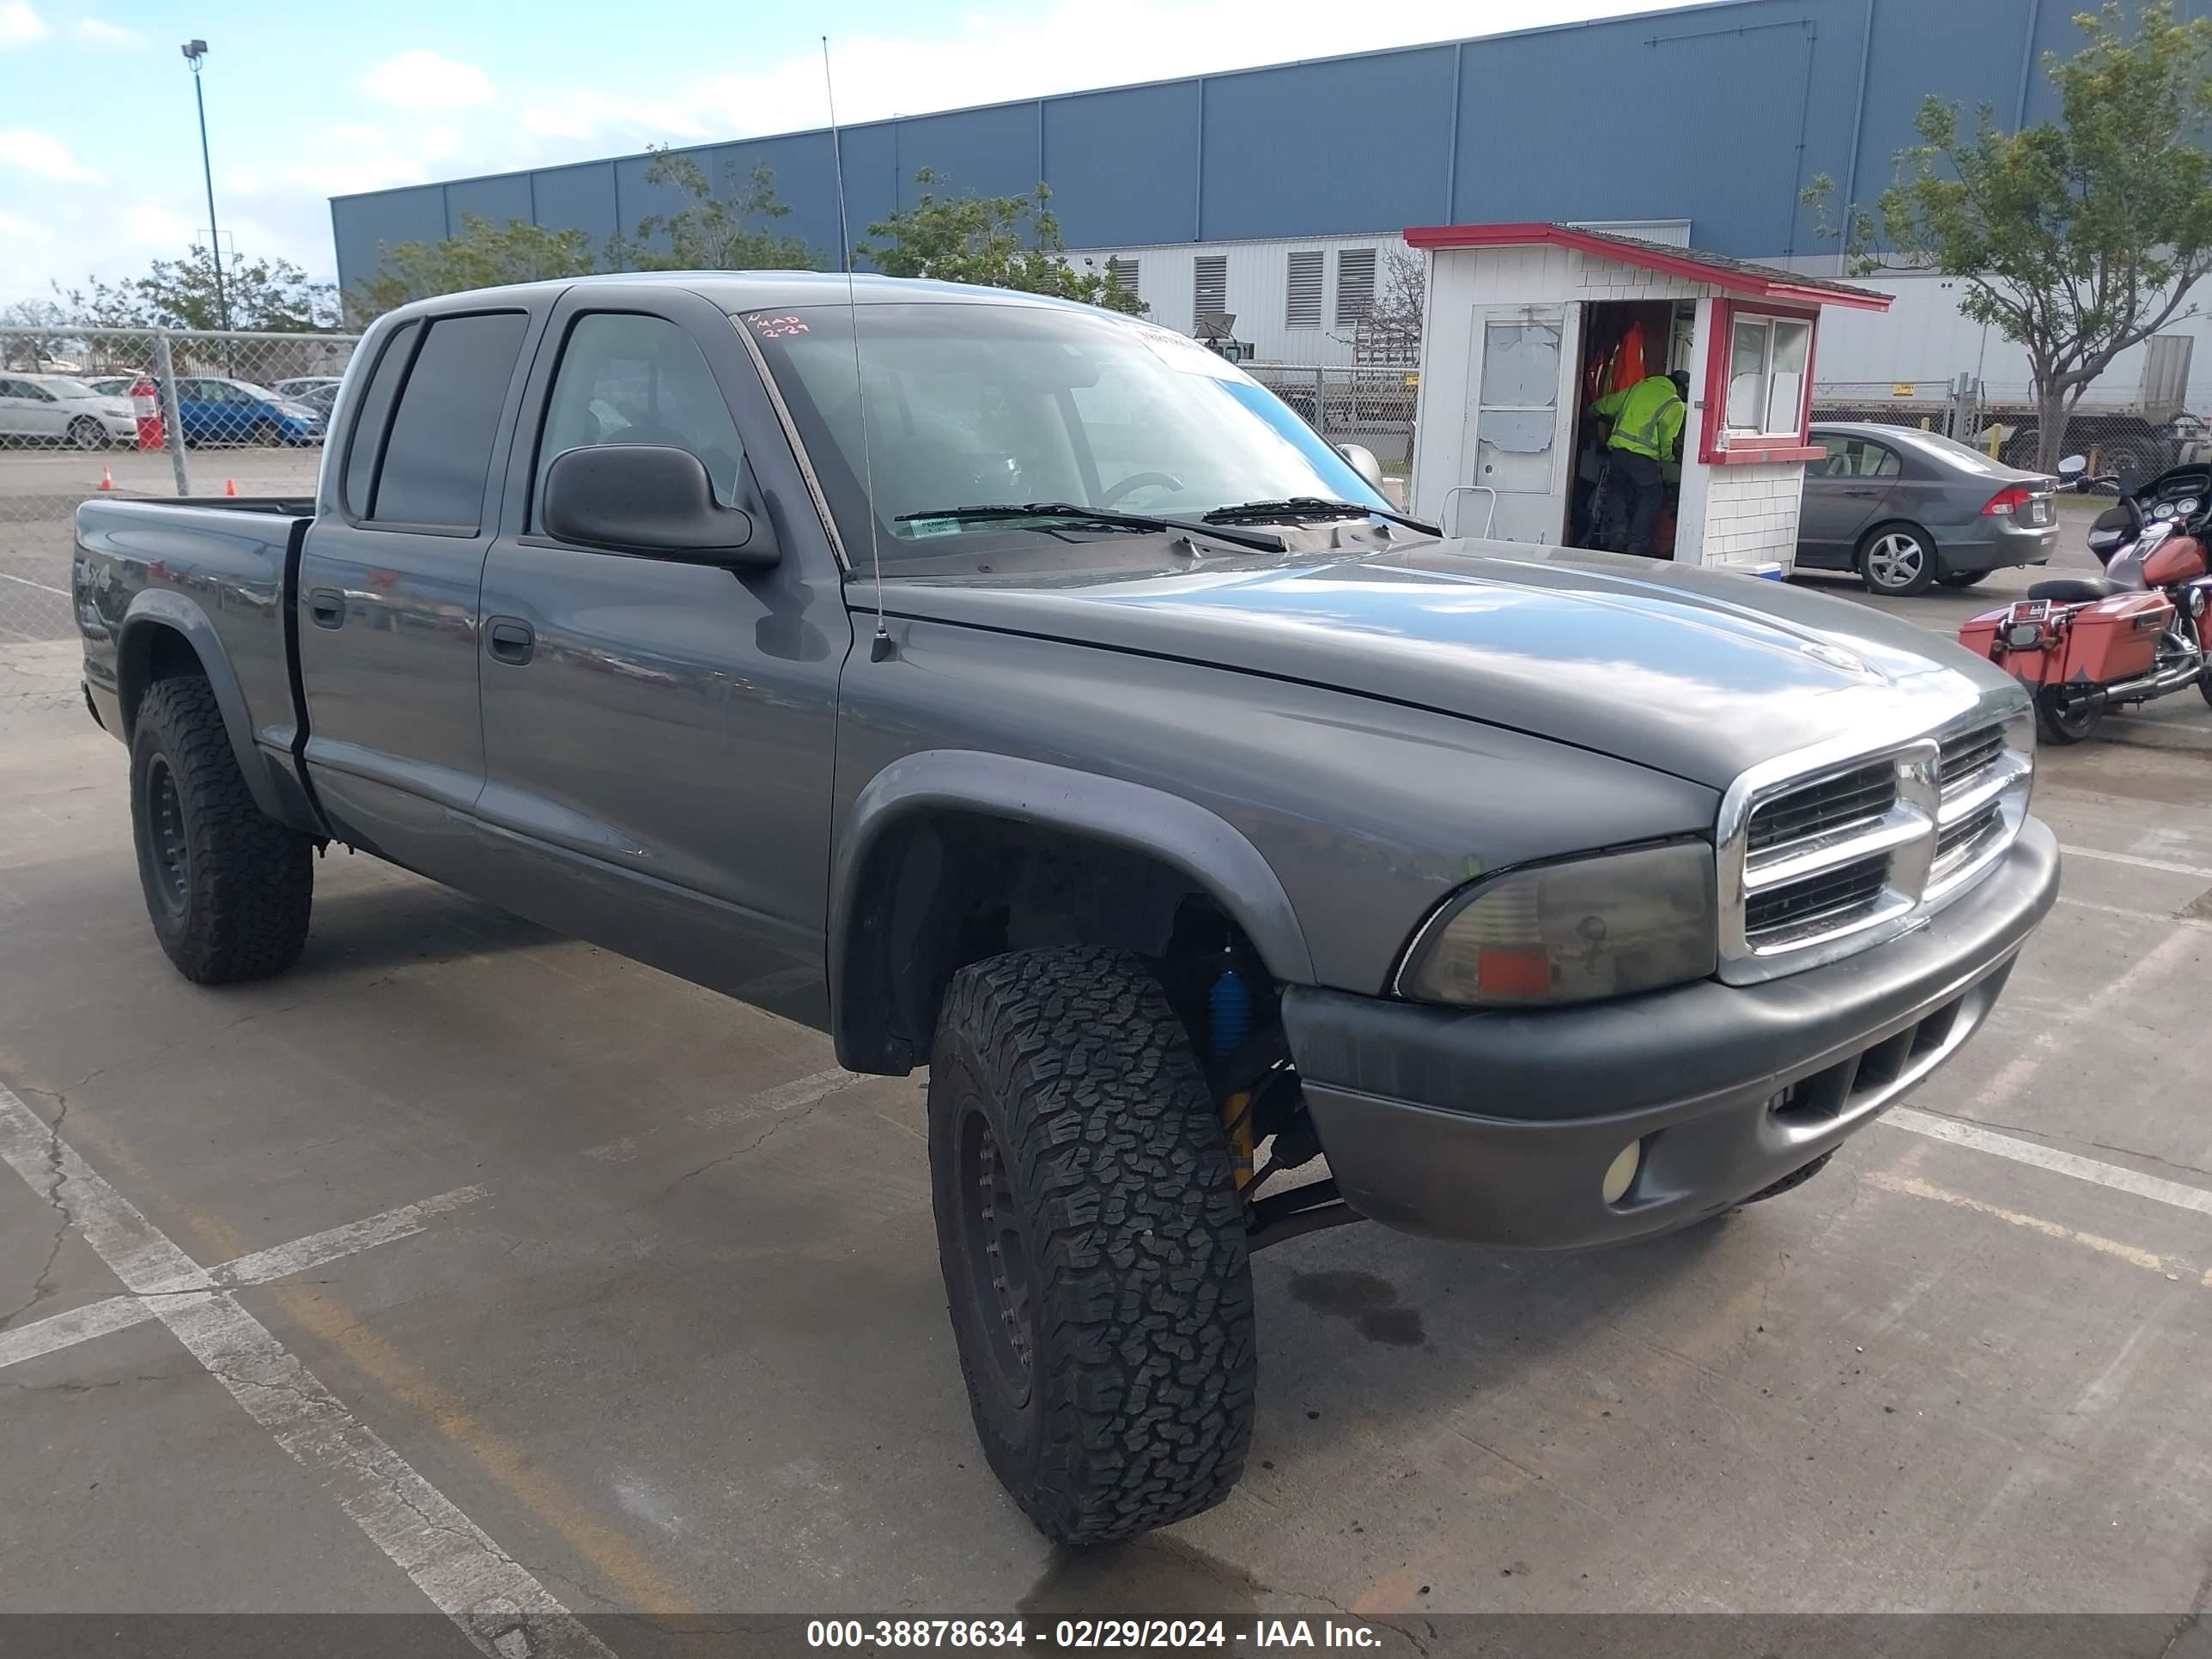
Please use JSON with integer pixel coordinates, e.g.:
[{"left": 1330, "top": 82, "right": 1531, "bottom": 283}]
[{"left": 1961, "top": 592, "right": 2173, "bottom": 686}]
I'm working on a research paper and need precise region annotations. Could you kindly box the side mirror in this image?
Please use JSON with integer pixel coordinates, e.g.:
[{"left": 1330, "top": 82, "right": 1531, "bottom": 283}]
[
  {"left": 541, "top": 444, "right": 778, "bottom": 568},
  {"left": 1337, "top": 442, "right": 1386, "bottom": 493},
  {"left": 2058, "top": 454, "right": 2087, "bottom": 477}
]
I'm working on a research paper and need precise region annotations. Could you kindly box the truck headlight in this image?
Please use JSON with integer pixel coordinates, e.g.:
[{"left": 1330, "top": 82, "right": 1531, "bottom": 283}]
[{"left": 1396, "top": 841, "right": 1717, "bottom": 1007}]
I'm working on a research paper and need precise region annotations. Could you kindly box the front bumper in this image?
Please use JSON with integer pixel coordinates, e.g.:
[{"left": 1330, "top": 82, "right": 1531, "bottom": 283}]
[{"left": 1283, "top": 817, "right": 2059, "bottom": 1248}]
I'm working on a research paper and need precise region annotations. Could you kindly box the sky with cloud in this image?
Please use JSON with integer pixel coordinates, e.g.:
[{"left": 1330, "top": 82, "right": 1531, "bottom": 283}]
[{"left": 0, "top": 0, "right": 1655, "bottom": 306}]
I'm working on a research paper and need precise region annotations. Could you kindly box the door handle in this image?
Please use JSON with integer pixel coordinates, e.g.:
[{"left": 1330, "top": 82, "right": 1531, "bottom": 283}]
[
  {"left": 307, "top": 587, "right": 345, "bottom": 629},
  {"left": 486, "top": 617, "right": 535, "bottom": 665}
]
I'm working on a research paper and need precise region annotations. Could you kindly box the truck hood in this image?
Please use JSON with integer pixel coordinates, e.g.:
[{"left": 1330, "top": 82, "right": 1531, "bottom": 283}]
[{"left": 874, "top": 540, "right": 2022, "bottom": 789}]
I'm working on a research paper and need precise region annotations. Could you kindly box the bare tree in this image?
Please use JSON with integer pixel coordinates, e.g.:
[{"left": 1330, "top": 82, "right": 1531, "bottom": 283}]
[{"left": 1345, "top": 247, "right": 1425, "bottom": 366}]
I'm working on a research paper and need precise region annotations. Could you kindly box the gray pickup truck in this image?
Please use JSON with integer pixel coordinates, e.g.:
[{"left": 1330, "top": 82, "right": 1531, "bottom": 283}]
[{"left": 74, "top": 272, "right": 2058, "bottom": 1544}]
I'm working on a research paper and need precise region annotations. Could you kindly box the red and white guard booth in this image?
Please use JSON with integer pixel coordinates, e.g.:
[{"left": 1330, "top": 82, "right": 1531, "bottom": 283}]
[{"left": 1403, "top": 223, "right": 1892, "bottom": 573}]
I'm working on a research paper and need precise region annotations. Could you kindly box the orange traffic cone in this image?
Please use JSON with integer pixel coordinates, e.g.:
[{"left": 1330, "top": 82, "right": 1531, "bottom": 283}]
[
  {"left": 98, "top": 465, "right": 114, "bottom": 490},
  {"left": 223, "top": 478, "right": 239, "bottom": 497}
]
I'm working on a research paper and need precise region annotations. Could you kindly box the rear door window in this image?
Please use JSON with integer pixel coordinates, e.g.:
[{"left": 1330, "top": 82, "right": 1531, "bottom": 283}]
[
  {"left": 340, "top": 320, "right": 420, "bottom": 519},
  {"left": 368, "top": 312, "right": 528, "bottom": 532}
]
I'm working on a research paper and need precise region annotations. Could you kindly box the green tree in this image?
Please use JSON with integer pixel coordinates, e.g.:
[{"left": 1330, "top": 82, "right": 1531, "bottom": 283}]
[
  {"left": 349, "top": 216, "right": 601, "bottom": 321},
  {"left": 855, "top": 170, "right": 1146, "bottom": 314},
  {"left": 1807, "top": 1, "right": 2212, "bottom": 474},
  {"left": 605, "top": 148, "right": 817, "bottom": 271},
  {"left": 57, "top": 247, "right": 340, "bottom": 334}
]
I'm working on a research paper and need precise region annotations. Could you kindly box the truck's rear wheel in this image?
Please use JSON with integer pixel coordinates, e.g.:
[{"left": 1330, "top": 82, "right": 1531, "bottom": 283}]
[
  {"left": 927, "top": 945, "right": 1255, "bottom": 1544},
  {"left": 130, "top": 674, "right": 313, "bottom": 982}
]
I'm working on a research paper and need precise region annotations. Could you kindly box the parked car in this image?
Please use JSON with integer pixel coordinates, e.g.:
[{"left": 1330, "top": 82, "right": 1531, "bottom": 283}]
[
  {"left": 287, "top": 380, "right": 342, "bottom": 421},
  {"left": 171, "top": 377, "right": 325, "bottom": 446},
  {"left": 74, "top": 273, "right": 2057, "bottom": 1546},
  {"left": 0, "top": 374, "right": 137, "bottom": 448},
  {"left": 1797, "top": 421, "right": 2060, "bottom": 596},
  {"left": 84, "top": 375, "right": 140, "bottom": 398},
  {"left": 271, "top": 376, "right": 343, "bottom": 399}
]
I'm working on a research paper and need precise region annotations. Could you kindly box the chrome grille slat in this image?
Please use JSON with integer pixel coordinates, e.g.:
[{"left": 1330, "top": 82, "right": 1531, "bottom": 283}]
[
  {"left": 1937, "top": 725, "right": 2004, "bottom": 800},
  {"left": 1744, "top": 852, "right": 1889, "bottom": 944},
  {"left": 1745, "top": 761, "right": 1898, "bottom": 854}
]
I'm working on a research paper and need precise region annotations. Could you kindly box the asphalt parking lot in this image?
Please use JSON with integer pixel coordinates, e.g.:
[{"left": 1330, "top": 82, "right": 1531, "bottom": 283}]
[{"left": 2, "top": 500, "right": 2210, "bottom": 1646}]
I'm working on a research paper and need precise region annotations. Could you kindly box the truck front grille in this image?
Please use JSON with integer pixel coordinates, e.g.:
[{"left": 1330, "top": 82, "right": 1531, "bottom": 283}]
[{"left": 1716, "top": 713, "right": 2033, "bottom": 985}]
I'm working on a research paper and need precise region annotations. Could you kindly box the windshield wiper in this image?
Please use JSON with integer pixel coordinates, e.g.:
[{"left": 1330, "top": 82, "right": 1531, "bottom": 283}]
[
  {"left": 1200, "top": 497, "right": 1439, "bottom": 534},
  {"left": 895, "top": 502, "right": 1285, "bottom": 552}
]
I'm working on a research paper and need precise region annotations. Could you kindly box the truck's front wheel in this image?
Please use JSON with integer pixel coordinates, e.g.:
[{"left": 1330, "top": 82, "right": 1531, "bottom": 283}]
[
  {"left": 130, "top": 674, "right": 314, "bottom": 982},
  {"left": 928, "top": 946, "right": 1256, "bottom": 1544}
]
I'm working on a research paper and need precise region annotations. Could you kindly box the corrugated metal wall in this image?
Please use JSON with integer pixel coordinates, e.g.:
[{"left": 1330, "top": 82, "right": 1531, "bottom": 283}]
[{"left": 330, "top": 0, "right": 2207, "bottom": 297}]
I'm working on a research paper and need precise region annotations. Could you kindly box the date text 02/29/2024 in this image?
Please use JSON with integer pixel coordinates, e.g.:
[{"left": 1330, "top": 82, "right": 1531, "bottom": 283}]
[{"left": 805, "top": 1620, "right": 1385, "bottom": 1649}]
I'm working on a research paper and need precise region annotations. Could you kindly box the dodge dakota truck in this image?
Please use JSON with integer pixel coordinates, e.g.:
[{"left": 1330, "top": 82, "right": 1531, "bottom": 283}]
[{"left": 74, "top": 272, "right": 2059, "bottom": 1545}]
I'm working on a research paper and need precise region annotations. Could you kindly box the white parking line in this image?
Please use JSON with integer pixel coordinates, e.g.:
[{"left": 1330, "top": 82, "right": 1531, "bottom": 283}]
[
  {"left": 0, "top": 1086, "right": 617, "bottom": 1659},
  {"left": 0, "top": 1183, "right": 488, "bottom": 1372},
  {"left": 0, "top": 571, "right": 67, "bottom": 597},
  {"left": 581, "top": 1064, "right": 860, "bottom": 1162},
  {"left": 1886, "top": 1105, "right": 2212, "bottom": 1218},
  {"left": 2060, "top": 843, "right": 2212, "bottom": 882}
]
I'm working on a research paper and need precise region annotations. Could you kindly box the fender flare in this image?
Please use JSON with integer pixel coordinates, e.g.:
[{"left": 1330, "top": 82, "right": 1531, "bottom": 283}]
[
  {"left": 831, "top": 750, "right": 1317, "bottom": 1061},
  {"left": 117, "top": 590, "right": 287, "bottom": 823}
]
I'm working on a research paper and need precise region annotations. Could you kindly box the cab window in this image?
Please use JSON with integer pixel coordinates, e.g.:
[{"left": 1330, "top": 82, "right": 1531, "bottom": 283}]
[{"left": 533, "top": 313, "right": 745, "bottom": 531}]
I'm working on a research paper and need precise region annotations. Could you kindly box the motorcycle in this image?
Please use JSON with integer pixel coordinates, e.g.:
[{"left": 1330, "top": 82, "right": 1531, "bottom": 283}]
[{"left": 1960, "top": 458, "right": 2212, "bottom": 744}]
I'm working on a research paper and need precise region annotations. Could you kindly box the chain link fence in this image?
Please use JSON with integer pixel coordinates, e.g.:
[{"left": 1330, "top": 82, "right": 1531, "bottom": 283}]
[
  {"left": 0, "top": 325, "right": 357, "bottom": 645},
  {"left": 1811, "top": 374, "right": 2209, "bottom": 488},
  {"left": 1245, "top": 364, "right": 1420, "bottom": 469}
]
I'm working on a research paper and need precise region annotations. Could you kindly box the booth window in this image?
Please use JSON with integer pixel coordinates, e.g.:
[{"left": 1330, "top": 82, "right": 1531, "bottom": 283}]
[{"left": 1702, "top": 301, "right": 1820, "bottom": 465}]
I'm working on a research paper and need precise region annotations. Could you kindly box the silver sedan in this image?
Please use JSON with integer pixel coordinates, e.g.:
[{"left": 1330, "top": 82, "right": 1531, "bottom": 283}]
[{"left": 0, "top": 374, "right": 138, "bottom": 449}]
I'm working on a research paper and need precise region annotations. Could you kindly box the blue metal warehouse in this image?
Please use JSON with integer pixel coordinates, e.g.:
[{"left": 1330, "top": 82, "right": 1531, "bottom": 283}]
[{"left": 331, "top": 0, "right": 2191, "bottom": 306}]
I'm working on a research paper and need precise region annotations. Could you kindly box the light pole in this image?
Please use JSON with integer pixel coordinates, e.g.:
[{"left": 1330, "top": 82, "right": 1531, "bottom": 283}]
[{"left": 180, "top": 39, "right": 230, "bottom": 335}]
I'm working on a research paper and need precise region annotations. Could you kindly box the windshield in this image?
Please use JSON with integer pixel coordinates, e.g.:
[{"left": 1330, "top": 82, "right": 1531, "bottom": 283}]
[
  {"left": 1890, "top": 427, "right": 2011, "bottom": 476},
  {"left": 741, "top": 301, "right": 1389, "bottom": 567},
  {"left": 40, "top": 378, "right": 99, "bottom": 399}
]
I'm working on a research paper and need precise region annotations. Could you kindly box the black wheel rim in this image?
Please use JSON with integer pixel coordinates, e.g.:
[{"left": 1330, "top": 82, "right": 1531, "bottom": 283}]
[
  {"left": 956, "top": 1100, "right": 1034, "bottom": 1407},
  {"left": 144, "top": 754, "right": 189, "bottom": 915}
]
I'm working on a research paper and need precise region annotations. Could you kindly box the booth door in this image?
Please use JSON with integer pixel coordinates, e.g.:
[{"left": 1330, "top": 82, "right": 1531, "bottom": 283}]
[{"left": 1453, "top": 306, "right": 1581, "bottom": 544}]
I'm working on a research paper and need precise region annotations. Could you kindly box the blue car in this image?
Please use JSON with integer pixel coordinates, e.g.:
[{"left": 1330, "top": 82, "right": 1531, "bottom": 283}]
[{"left": 173, "top": 376, "right": 325, "bottom": 446}]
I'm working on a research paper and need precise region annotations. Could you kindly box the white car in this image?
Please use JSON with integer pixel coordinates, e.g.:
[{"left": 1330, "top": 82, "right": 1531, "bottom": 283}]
[{"left": 0, "top": 374, "right": 137, "bottom": 448}]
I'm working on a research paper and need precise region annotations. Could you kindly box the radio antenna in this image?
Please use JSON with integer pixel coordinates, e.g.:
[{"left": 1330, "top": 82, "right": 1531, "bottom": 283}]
[{"left": 822, "top": 36, "right": 892, "bottom": 662}]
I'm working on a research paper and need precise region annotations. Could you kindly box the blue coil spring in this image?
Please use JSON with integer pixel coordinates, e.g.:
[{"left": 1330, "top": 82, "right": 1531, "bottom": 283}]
[{"left": 1208, "top": 966, "right": 1251, "bottom": 1064}]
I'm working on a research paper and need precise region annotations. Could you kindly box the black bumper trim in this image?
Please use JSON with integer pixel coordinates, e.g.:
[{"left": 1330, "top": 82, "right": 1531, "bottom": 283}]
[{"left": 1282, "top": 817, "right": 2059, "bottom": 1247}]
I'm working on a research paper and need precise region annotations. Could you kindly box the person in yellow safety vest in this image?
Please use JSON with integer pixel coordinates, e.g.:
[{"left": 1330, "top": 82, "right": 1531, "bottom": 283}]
[{"left": 1590, "top": 370, "right": 1690, "bottom": 555}]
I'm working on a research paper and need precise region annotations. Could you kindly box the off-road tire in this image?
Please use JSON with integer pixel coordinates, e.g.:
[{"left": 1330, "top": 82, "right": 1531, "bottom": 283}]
[
  {"left": 1739, "top": 1149, "right": 1833, "bottom": 1206},
  {"left": 130, "top": 674, "right": 313, "bottom": 982},
  {"left": 927, "top": 945, "right": 1256, "bottom": 1545}
]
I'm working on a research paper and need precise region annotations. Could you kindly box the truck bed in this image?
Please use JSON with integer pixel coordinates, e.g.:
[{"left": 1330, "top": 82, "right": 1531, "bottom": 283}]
[{"left": 74, "top": 495, "right": 322, "bottom": 836}]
